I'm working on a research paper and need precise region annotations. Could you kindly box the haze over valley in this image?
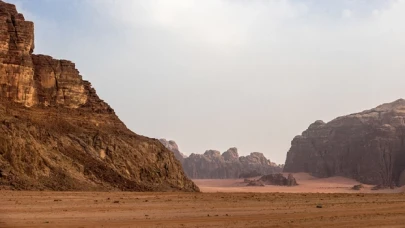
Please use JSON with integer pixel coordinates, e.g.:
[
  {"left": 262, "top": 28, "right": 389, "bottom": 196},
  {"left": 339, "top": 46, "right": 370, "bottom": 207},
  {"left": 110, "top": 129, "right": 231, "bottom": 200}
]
[{"left": 10, "top": 0, "right": 405, "bottom": 164}]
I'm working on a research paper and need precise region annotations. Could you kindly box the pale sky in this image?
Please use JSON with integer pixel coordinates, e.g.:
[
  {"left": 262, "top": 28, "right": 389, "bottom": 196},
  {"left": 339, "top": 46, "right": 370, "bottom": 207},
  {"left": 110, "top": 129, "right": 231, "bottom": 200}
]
[{"left": 10, "top": 0, "right": 405, "bottom": 164}]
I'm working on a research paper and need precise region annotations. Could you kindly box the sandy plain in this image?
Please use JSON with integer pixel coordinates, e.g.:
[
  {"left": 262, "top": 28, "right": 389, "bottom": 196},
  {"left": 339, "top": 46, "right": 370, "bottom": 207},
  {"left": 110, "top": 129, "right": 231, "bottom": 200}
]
[{"left": 1, "top": 173, "right": 405, "bottom": 228}]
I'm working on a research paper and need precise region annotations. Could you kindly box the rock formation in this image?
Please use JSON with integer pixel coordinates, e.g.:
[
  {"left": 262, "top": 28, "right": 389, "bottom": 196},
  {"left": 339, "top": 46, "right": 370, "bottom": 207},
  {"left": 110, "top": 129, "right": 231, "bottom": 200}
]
[
  {"left": 0, "top": 1, "right": 198, "bottom": 192},
  {"left": 181, "top": 147, "right": 282, "bottom": 179},
  {"left": 159, "top": 139, "right": 187, "bottom": 163},
  {"left": 284, "top": 99, "right": 405, "bottom": 187},
  {"left": 259, "top": 173, "right": 298, "bottom": 186},
  {"left": 246, "top": 179, "right": 265, "bottom": 187},
  {"left": 351, "top": 184, "right": 364, "bottom": 190}
]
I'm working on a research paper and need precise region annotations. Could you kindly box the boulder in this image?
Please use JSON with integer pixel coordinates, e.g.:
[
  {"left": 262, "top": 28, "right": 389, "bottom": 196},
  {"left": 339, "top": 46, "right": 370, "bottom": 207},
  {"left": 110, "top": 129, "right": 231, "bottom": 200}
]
[
  {"left": 352, "top": 184, "right": 364, "bottom": 190},
  {"left": 246, "top": 180, "right": 265, "bottom": 187},
  {"left": 259, "top": 173, "right": 298, "bottom": 186}
]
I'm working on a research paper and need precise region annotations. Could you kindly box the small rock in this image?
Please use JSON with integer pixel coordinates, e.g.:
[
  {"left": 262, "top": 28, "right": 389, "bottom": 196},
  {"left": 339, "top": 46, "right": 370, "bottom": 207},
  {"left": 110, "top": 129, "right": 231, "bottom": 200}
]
[
  {"left": 352, "top": 184, "right": 364, "bottom": 190},
  {"left": 372, "top": 185, "right": 384, "bottom": 190}
]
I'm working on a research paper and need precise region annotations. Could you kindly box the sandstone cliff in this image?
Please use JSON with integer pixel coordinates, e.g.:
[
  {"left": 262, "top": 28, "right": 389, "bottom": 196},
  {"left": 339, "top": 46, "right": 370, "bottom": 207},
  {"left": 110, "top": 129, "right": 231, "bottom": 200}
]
[
  {"left": 0, "top": 1, "right": 198, "bottom": 191},
  {"left": 284, "top": 99, "right": 405, "bottom": 187},
  {"left": 181, "top": 147, "right": 282, "bottom": 179}
]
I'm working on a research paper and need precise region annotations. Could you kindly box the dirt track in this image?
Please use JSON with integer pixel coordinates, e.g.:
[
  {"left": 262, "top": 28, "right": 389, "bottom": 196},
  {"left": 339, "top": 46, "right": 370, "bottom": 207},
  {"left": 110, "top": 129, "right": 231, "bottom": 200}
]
[{"left": 2, "top": 190, "right": 405, "bottom": 228}]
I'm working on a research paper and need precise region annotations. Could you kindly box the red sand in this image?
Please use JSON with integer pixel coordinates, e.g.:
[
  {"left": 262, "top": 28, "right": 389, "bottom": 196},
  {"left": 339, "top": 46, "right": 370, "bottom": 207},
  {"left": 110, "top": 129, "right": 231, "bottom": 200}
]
[
  {"left": 2, "top": 173, "right": 405, "bottom": 227},
  {"left": 193, "top": 173, "right": 405, "bottom": 193}
]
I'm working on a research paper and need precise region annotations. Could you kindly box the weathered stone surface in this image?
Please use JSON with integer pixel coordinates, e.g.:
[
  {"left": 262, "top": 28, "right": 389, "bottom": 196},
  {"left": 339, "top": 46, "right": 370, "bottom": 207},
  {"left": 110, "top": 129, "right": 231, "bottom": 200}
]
[
  {"left": 0, "top": 1, "right": 198, "bottom": 192},
  {"left": 259, "top": 173, "right": 298, "bottom": 186},
  {"left": 159, "top": 139, "right": 187, "bottom": 163},
  {"left": 0, "top": 1, "right": 113, "bottom": 112},
  {"left": 181, "top": 147, "right": 282, "bottom": 179},
  {"left": 32, "top": 55, "right": 88, "bottom": 108},
  {"left": 284, "top": 99, "right": 405, "bottom": 187},
  {"left": 0, "top": 1, "right": 35, "bottom": 107}
]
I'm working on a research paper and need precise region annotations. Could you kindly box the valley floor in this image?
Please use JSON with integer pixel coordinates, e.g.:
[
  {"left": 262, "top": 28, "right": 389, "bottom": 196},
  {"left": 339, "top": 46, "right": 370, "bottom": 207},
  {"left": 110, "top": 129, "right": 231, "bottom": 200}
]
[
  {"left": 1, "top": 190, "right": 405, "bottom": 228},
  {"left": 2, "top": 173, "right": 405, "bottom": 228},
  {"left": 193, "top": 173, "right": 405, "bottom": 193}
]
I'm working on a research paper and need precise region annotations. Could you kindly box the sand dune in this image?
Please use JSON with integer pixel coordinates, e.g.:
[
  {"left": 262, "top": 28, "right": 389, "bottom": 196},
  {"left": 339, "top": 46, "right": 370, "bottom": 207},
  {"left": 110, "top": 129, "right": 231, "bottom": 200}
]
[{"left": 193, "top": 173, "right": 405, "bottom": 193}]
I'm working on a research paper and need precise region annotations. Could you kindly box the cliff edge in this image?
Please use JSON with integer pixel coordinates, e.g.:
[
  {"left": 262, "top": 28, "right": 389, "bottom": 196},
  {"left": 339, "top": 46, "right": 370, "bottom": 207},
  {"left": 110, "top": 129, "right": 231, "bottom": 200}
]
[{"left": 0, "top": 1, "right": 199, "bottom": 192}]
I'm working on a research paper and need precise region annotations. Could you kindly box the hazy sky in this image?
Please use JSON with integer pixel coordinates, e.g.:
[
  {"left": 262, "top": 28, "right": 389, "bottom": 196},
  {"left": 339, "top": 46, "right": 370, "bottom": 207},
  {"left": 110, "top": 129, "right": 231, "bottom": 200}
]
[{"left": 10, "top": 0, "right": 405, "bottom": 163}]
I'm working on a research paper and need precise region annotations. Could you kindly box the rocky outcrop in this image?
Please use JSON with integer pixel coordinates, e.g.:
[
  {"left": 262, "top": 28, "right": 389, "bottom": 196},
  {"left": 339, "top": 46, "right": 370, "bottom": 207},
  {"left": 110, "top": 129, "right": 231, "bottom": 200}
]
[
  {"left": 159, "top": 139, "right": 187, "bottom": 163},
  {"left": 246, "top": 179, "right": 265, "bottom": 187},
  {"left": 352, "top": 184, "right": 364, "bottom": 190},
  {"left": 284, "top": 99, "right": 405, "bottom": 187},
  {"left": 0, "top": 1, "right": 198, "bottom": 192},
  {"left": 286, "top": 173, "right": 298, "bottom": 186},
  {"left": 181, "top": 147, "right": 282, "bottom": 179},
  {"left": 259, "top": 173, "right": 298, "bottom": 186}
]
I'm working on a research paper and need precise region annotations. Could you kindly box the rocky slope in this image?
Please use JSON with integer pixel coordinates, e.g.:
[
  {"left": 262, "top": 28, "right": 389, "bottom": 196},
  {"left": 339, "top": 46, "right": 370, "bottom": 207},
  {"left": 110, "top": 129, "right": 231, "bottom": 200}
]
[
  {"left": 284, "top": 99, "right": 405, "bottom": 187},
  {"left": 0, "top": 1, "right": 198, "bottom": 191},
  {"left": 181, "top": 147, "right": 282, "bottom": 179}
]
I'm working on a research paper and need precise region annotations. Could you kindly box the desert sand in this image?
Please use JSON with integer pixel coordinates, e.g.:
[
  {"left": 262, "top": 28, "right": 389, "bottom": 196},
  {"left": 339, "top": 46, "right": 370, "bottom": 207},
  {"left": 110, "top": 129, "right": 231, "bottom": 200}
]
[
  {"left": 194, "top": 173, "right": 405, "bottom": 193},
  {"left": 1, "top": 173, "right": 405, "bottom": 228}
]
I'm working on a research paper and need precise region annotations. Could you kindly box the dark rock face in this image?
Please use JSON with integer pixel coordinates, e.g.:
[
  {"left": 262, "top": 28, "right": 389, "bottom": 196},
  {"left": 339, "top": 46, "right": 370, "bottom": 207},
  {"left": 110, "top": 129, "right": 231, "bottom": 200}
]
[
  {"left": 181, "top": 147, "right": 282, "bottom": 179},
  {"left": 259, "top": 173, "right": 298, "bottom": 186},
  {"left": 284, "top": 99, "right": 405, "bottom": 187},
  {"left": 0, "top": 1, "right": 198, "bottom": 192}
]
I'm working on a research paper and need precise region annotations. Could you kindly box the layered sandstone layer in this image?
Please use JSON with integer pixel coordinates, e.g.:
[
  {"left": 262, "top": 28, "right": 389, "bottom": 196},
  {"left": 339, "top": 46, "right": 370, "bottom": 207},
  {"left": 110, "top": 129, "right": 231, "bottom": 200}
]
[
  {"left": 0, "top": 1, "right": 198, "bottom": 191},
  {"left": 284, "top": 99, "right": 405, "bottom": 187}
]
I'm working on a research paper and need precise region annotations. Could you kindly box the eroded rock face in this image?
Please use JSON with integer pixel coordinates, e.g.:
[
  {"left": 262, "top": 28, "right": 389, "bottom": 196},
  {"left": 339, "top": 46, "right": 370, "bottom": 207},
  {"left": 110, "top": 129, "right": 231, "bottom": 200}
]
[
  {"left": 0, "top": 1, "right": 198, "bottom": 192},
  {"left": 0, "top": 1, "right": 109, "bottom": 111},
  {"left": 32, "top": 55, "right": 88, "bottom": 108},
  {"left": 181, "top": 147, "right": 282, "bottom": 179},
  {"left": 284, "top": 99, "right": 405, "bottom": 187},
  {"left": 0, "top": 2, "right": 35, "bottom": 106}
]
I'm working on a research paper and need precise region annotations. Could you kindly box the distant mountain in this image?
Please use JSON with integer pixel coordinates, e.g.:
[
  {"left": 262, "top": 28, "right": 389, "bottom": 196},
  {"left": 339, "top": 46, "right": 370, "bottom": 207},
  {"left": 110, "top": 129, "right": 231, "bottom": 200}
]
[
  {"left": 159, "top": 139, "right": 188, "bottom": 163},
  {"left": 284, "top": 99, "right": 405, "bottom": 187},
  {"left": 159, "top": 140, "right": 282, "bottom": 179}
]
